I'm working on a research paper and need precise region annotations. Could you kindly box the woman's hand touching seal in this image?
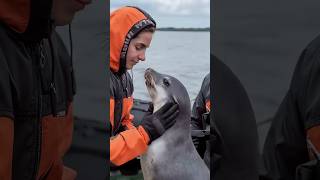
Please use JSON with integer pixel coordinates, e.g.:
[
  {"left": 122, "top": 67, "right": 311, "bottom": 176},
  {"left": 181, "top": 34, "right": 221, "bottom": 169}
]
[{"left": 141, "top": 102, "right": 179, "bottom": 143}]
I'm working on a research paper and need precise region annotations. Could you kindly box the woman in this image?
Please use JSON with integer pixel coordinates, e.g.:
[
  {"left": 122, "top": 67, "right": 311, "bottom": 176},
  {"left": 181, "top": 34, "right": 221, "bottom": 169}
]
[
  {"left": 109, "top": 6, "right": 179, "bottom": 166},
  {"left": 0, "top": 0, "right": 91, "bottom": 179}
]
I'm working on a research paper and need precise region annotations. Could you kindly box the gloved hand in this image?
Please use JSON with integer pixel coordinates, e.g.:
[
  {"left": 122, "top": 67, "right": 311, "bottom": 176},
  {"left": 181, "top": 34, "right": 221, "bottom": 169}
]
[
  {"left": 192, "top": 136, "right": 200, "bottom": 148},
  {"left": 191, "top": 129, "right": 206, "bottom": 150},
  {"left": 141, "top": 102, "right": 179, "bottom": 143}
]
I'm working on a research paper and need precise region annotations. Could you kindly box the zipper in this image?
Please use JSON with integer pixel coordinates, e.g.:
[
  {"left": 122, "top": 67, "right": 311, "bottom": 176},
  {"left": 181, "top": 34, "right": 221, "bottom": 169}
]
[
  {"left": 112, "top": 74, "right": 126, "bottom": 135},
  {"left": 113, "top": 100, "right": 123, "bottom": 135},
  {"left": 31, "top": 41, "right": 44, "bottom": 180},
  {"left": 33, "top": 94, "right": 42, "bottom": 179}
]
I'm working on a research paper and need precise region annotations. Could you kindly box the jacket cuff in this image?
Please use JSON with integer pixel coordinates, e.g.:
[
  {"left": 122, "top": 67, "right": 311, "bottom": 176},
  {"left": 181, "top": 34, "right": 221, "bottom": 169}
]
[{"left": 137, "top": 126, "right": 150, "bottom": 145}]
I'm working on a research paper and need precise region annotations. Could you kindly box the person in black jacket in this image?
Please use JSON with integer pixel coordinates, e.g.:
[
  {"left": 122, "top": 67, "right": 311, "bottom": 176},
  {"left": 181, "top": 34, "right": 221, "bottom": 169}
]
[
  {"left": 191, "top": 73, "right": 210, "bottom": 168},
  {"left": 210, "top": 54, "right": 260, "bottom": 180},
  {"left": 0, "top": 0, "right": 91, "bottom": 179},
  {"left": 261, "top": 35, "right": 320, "bottom": 180}
]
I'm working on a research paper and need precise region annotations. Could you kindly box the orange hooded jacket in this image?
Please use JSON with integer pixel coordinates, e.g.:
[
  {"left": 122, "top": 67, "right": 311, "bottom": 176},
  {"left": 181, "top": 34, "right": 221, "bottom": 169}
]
[
  {"left": 109, "top": 6, "right": 156, "bottom": 166},
  {"left": 0, "top": 1, "right": 76, "bottom": 179}
]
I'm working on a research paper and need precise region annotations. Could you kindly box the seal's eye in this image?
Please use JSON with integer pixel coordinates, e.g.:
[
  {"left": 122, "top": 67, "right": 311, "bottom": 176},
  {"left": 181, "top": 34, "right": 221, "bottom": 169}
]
[{"left": 163, "top": 78, "right": 170, "bottom": 87}]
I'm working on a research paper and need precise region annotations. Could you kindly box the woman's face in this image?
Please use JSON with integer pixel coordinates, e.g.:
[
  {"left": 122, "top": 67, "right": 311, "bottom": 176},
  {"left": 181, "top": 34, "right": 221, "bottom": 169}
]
[{"left": 126, "top": 31, "right": 153, "bottom": 69}]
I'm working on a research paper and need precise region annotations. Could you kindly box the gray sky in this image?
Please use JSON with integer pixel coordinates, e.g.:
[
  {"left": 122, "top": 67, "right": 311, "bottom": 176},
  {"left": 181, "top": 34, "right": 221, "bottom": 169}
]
[{"left": 110, "top": 0, "right": 210, "bottom": 28}]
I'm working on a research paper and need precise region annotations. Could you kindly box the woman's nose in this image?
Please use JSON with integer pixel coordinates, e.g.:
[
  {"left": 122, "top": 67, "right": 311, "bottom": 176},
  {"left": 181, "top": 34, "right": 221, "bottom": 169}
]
[{"left": 138, "top": 52, "right": 146, "bottom": 61}]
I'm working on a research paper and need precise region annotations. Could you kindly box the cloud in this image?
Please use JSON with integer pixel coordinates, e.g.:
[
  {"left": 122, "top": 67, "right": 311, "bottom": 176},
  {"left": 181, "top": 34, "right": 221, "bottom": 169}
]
[
  {"left": 110, "top": 0, "right": 210, "bottom": 27},
  {"left": 110, "top": 0, "right": 210, "bottom": 16},
  {"left": 152, "top": 0, "right": 210, "bottom": 16}
]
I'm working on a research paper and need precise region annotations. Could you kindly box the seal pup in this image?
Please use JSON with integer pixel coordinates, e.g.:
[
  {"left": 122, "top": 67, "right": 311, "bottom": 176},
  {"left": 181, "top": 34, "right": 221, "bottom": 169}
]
[{"left": 141, "top": 68, "right": 210, "bottom": 180}]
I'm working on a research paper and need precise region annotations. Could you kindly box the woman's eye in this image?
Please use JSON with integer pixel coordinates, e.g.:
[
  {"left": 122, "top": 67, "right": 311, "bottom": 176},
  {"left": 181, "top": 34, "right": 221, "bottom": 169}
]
[
  {"left": 163, "top": 78, "right": 170, "bottom": 86},
  {"left": 135, "top": 46, "right": 143, "bottom": 51}
]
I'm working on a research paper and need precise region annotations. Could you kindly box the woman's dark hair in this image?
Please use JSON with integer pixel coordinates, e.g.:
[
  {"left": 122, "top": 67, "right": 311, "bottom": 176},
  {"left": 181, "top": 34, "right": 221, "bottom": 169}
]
[
  {"left": 141, "top": 25, "right": 156, "bottom": 33},
  {"left": 132, "top": 25, "right": 156, "bottom": 39}
]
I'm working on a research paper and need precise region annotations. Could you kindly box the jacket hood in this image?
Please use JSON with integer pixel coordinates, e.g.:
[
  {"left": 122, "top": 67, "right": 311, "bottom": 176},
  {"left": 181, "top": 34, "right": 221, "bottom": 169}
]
[
  {"left": 0, "top": 0, "right": 53, "bottom": 42},
  {"left": 110, "top": 6, "right": 156, "bottom": 74}
]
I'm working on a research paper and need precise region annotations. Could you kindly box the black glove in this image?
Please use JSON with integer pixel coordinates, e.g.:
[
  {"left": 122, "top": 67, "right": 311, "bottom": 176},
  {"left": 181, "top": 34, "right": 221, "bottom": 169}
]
[
  {"left": 141, "top": 102, "right": 179, "bottom": 143},
  {"left": 191, "top": 128, "right": 202, "bottom": 148},
  {"left": 192, "top": 136, "right": 200, "bottom": 148}
]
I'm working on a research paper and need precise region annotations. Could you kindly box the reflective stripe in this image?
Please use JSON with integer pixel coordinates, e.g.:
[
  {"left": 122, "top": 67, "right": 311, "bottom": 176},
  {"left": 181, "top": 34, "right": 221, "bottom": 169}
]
[{"left": 206, "top": 100, "right": 211, "bottom": 112}]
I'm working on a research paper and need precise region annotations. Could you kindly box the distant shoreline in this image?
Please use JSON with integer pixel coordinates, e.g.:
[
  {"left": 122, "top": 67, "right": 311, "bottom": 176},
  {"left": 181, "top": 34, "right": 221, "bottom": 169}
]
[{"left": 156, "top": 27, "right": 210, "bottom": 32}]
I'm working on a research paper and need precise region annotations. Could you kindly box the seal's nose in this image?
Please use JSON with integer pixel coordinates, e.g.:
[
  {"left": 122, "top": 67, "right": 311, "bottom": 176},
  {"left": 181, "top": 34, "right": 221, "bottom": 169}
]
[
  {"left": 145, "top": 68, "right": 154, "bottom": 73},
  {"left": 145, "top": 68, "right": 154, "bottom": 79},
  {"left": 144, "top": 69, "right": 154, "bottom": 87},
  {"left": 144, "top": 68, "right": 152, "bottom": 80}
]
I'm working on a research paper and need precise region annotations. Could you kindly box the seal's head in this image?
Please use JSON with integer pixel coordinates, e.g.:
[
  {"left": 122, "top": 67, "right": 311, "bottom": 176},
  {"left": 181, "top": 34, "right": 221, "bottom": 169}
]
[{"left": 144, "top": 68, "right": 190, "bottom": 120}]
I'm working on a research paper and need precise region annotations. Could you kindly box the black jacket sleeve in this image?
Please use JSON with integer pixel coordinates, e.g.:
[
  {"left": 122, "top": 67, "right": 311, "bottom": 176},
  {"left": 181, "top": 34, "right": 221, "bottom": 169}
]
[
  {"left": 191, "top": 73, "right": 210, "bottom": 131},
  {"left": 0, "top": 45, "right": 14, "bottom": 180},
  {"left": 261, "top": 34, "right": 320, "bottom": 180},
  {"left": 213, "top": 55, "right": 259, "bottom": 180},
  {"left": 191, "top": 74, "right": 210, "bottom": 158},
  {"left": 288, "top": 36, "right": 320, "bottom": 129},
  {"left": 0, "top": 49, "right": 14, "bottom": 119},
  {"left": 301, "top": 51, "right": 320, "bottom": 129}
]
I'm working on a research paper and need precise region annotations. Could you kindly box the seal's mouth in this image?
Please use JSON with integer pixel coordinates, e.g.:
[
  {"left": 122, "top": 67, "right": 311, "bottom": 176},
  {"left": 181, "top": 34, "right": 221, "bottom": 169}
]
[
  {"left": 144, "top": 69, "right": 155, "bottom": 88},
  {"left": 145, "top": 68, "right": 159, "bottom": 103}
]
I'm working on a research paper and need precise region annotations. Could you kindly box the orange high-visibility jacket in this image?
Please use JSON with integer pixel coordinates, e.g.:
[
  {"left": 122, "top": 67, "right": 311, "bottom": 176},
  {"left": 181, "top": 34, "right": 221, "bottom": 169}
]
[
  {"left": 0, "top": 1, "right": 76, "bottom": 179},
  {"left": 109, "top": 6, "right": 156, "bottom": 166}
]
